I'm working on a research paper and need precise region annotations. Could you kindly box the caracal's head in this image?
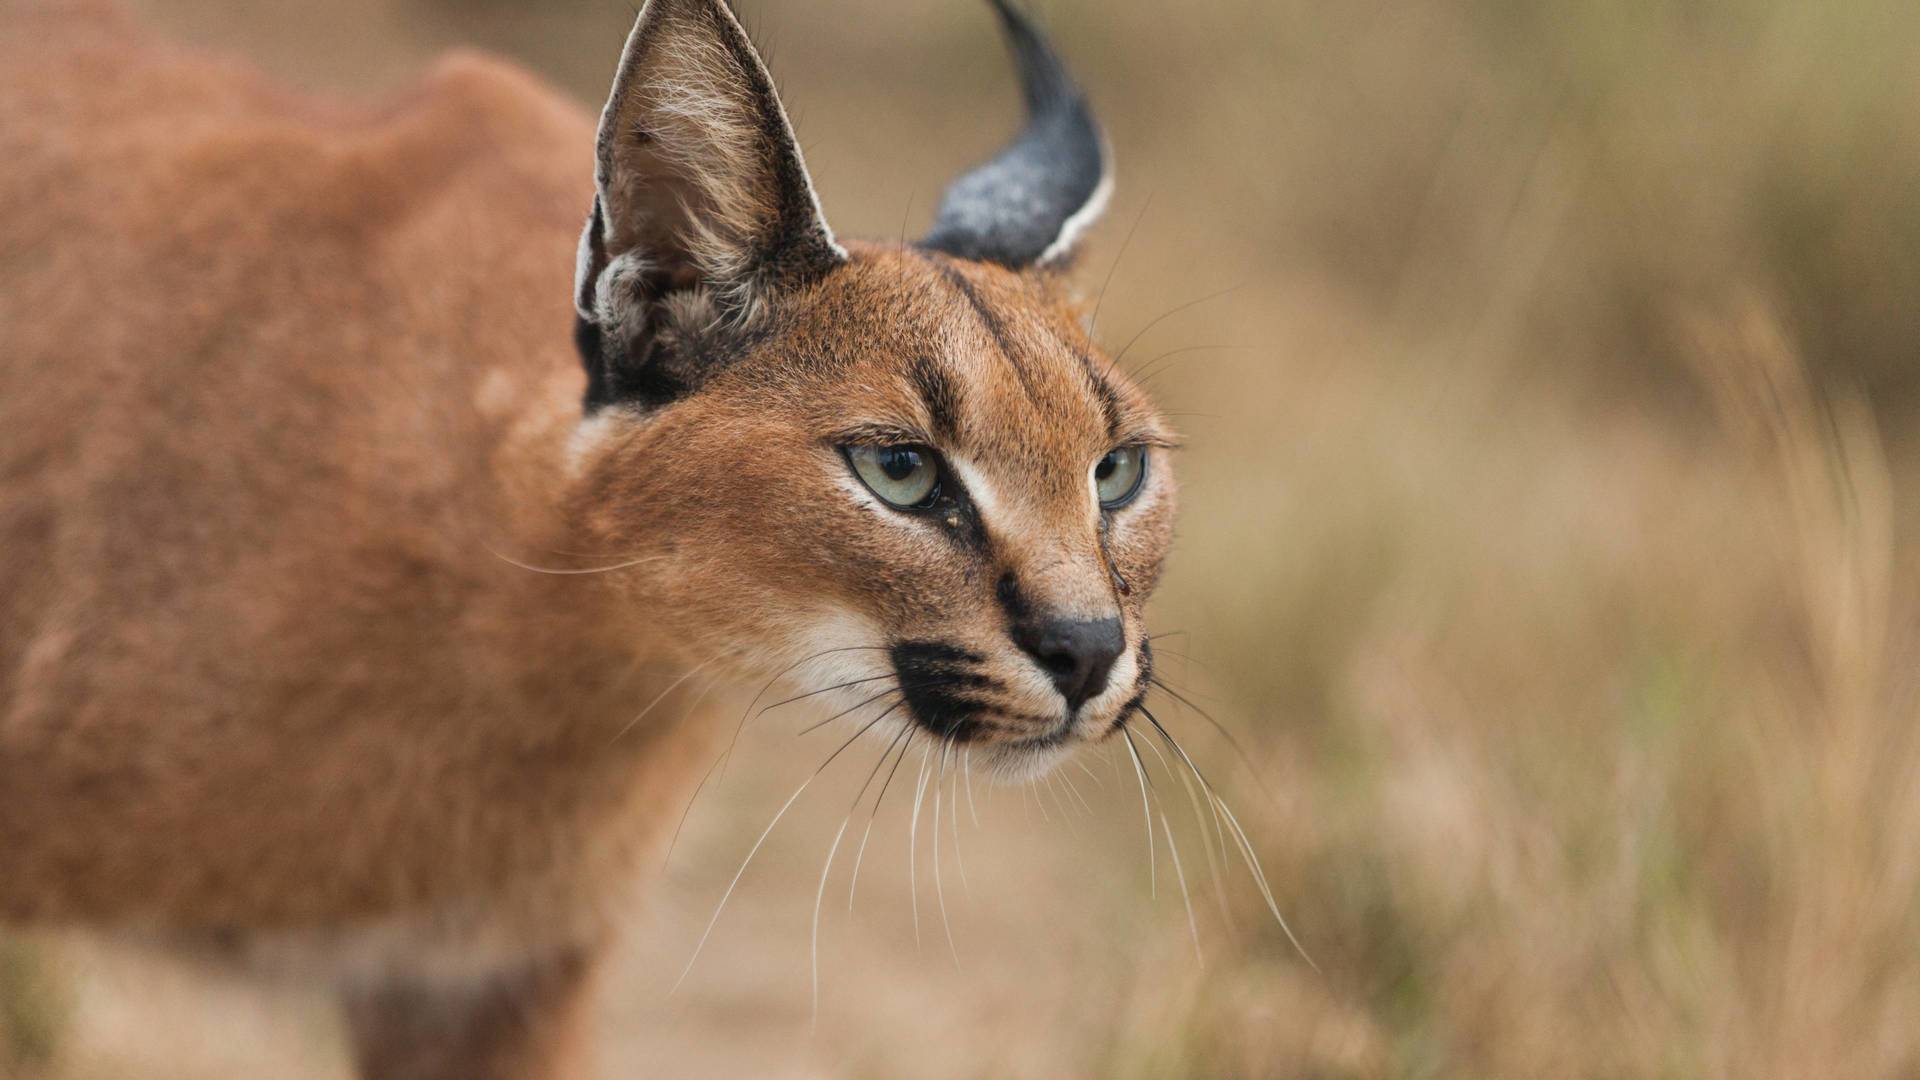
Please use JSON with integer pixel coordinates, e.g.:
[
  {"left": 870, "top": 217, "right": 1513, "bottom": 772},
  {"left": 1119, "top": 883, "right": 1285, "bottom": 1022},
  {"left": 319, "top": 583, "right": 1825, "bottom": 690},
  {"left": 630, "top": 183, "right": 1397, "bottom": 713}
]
[{"left": 567, "top": 0, "right": 1176, "bottom": 776}]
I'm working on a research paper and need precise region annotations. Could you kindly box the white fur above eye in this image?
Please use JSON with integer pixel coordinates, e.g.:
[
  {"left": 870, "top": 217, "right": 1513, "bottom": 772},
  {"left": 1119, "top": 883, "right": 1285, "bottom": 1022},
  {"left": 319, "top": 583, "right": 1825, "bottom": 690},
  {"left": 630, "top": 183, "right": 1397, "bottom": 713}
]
[{"left": 945, "top": 456, "right": 1012, "bottom": 530}]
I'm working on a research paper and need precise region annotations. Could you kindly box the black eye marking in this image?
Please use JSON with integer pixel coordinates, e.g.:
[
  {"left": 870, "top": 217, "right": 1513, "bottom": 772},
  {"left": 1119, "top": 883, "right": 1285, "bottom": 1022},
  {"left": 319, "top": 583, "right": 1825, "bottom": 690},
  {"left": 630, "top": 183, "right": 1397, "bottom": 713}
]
[
  {"left": 837, "top": 440, "right": 992, "bottom": 555},
  {"left": 1096, "top": 518, "right": 1133, "bottom": 597}
]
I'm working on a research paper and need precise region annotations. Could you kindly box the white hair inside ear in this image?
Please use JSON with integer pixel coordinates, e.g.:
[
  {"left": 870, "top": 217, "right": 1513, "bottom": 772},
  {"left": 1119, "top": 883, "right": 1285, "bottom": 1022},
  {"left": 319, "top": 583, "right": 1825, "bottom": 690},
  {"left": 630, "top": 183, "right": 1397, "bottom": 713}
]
[{"left": 574, "top": 0, "right": 843, "bottom": 334}]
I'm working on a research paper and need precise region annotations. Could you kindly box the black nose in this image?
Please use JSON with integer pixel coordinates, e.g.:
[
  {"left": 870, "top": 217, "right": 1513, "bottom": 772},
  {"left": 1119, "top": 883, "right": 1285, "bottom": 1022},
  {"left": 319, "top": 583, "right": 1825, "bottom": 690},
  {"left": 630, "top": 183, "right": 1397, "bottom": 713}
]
[{"left": 1013, "top": 616, "right": 1125, "bottom": 711}]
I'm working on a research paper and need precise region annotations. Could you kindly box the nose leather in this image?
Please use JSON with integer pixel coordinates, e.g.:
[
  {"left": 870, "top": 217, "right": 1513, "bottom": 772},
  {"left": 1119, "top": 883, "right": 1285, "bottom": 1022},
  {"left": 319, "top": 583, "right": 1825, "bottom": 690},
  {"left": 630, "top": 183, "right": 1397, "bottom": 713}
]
[{"left": 1013, "top": 615, "right": 1124, "bottom": 711}]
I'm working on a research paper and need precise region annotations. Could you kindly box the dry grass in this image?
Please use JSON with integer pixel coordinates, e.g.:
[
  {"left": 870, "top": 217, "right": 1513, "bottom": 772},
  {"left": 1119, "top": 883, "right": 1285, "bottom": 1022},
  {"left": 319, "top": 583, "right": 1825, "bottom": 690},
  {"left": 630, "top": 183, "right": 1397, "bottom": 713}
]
[{"left": 7, "top": 0, "right": 1920, "bottom": 1076}]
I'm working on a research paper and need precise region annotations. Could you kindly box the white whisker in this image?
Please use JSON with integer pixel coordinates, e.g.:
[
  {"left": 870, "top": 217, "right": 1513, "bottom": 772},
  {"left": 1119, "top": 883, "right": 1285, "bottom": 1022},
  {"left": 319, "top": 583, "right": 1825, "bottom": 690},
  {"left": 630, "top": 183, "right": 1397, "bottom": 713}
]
[
  {"left": 948, "top": 760, "right": 971, "bottom": 898},
  {"left": 673, "top": 775, "right": 814, "bottom": 995},
  {"left": 485, "top": 545, "right": 659, "bottom": 576},
  {"left": 1145, "top": 716, "right": 1236, "bottom": 931},
  {"left": 932, "top": 744, "right": 959, "bottom": 965},
  {"left": 610, "top": 654, "right": 722, "bottom": 745},
  {"left": 908, "top": 745, "right": 932, "bottom": 949},
  {"left": 847, "top": 820, "right": 877, "bottom": 914},
  {"left": 1121, "top": 728, "right": 1157, "bottom": 897},
  {"left": 1158, "top": 807, "right": 1202, "bottom": 966},
  {"left": 797, "top": 687, "right": 903, "bottom": 736},
  {"left": 1137, "top": 737, "right": 1202, "bottom": 964},
  {"left": 1044, "top": 773, "right": 1081, "bottom": 839},
  {"left": 663, "top": 746, "right": 729, "bottom": 871},
  {"left": 672, "top": 711, "right": 883, "bottom": 994},
  {"left": 849, "top": 730, "right": 914, "bottom": 914},
  {"left": 962, "top": 748, "right": 981, "bottom": 827},
  {"left": 718, "top": 645, "right": 892, "bottom": 783},
  {"left": 657, "top": 670, "right": 732, "bottom": 868},
  {"left": 1213, "top": 793, "right": 1317, "bottom": 972},
  {"left": 809, "top": 817, "right": 850, "bottom": 1032},
  {"left": 1060, "top": 771, "right": 1095, "bottom": 815},
  {"left": 1074, "top": 759, "right": 1106, "bottom": 788}
]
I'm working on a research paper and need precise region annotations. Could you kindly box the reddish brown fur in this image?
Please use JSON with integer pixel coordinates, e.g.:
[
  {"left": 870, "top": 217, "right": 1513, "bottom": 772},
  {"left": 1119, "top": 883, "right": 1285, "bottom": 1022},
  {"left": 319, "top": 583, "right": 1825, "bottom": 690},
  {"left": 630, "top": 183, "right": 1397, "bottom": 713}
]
[{"left": 0, "top": 2, "right": 1174, "bottom": 1076}]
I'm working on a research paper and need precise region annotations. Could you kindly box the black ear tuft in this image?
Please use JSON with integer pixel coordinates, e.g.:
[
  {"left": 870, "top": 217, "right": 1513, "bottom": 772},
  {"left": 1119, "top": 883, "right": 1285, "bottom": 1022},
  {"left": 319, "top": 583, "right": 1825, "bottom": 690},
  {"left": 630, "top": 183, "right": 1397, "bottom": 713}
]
[
  {"left": 574, "top": 0, "right": 845, "bottom": 412},
  {"left": 920, "top": 0, "right": 1111, "bottom": 269}
]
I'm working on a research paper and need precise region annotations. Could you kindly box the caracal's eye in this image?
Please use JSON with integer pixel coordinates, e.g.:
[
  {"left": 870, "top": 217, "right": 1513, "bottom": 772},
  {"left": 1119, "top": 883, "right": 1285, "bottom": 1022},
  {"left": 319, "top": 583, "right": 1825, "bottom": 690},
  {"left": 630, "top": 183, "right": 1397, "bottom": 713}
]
[
  {"left": 1094, "top": 446, "right": 1147, "bottom": 508},
  {"left": 845, "top": 444, "right": 941, "bottom": 509}
]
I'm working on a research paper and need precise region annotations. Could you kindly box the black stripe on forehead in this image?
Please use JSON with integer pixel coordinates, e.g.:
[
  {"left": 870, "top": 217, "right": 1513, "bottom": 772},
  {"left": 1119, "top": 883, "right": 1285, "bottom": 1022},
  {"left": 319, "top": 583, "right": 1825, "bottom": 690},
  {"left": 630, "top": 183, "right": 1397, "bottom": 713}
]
[
  {"left": 1080, "top": 352, "right": 1123, "bottom": 439},
  {"left": 924, "top": 257, "right": 1042, "bottom": 401},
  {"left": 909, "top": 353, "right": 964, "bottom": 444},
  {"left": 918, "top": 253, "right": 1126, "bottom": 440}
]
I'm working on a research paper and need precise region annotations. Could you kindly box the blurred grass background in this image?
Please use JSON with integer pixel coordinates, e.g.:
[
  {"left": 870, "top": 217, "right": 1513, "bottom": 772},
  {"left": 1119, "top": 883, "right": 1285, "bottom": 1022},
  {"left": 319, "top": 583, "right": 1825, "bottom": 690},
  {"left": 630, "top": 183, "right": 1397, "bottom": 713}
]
[{"left": 7, "top": 0, "right": 1920, "bottom": 1076}]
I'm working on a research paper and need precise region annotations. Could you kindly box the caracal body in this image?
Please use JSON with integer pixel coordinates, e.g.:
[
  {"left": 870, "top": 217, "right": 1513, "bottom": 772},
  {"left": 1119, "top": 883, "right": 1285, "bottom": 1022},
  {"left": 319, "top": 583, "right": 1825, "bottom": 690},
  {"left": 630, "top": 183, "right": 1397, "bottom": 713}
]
[{"left": 0, "top": 1, "right": 1173, "bottom": 1076}]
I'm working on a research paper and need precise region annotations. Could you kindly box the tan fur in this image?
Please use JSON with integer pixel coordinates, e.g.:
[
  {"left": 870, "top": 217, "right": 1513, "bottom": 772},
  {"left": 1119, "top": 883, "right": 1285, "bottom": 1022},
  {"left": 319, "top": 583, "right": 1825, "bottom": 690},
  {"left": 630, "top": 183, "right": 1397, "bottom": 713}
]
[{"left": 0, "top": 2, "right": 1174, "bottom": 1076}]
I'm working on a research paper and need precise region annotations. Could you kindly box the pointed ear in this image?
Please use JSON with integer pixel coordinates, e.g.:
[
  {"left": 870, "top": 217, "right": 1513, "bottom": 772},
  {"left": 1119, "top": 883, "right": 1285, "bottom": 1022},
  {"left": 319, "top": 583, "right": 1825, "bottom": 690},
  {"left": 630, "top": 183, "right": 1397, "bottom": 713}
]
[
  {"left": 574, "top": 0, "right": 843, "bottom": 408},
  {"left": 920, "top": 0, "right": 1111, "bottom": 270}
]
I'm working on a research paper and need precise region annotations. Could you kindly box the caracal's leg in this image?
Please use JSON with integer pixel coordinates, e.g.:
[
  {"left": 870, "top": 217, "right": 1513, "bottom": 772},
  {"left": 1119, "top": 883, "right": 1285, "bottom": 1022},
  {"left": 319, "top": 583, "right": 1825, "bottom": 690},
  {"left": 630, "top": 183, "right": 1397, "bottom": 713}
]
[{"left": 341, "top": 947, "right": 602, "bottom": 1080}]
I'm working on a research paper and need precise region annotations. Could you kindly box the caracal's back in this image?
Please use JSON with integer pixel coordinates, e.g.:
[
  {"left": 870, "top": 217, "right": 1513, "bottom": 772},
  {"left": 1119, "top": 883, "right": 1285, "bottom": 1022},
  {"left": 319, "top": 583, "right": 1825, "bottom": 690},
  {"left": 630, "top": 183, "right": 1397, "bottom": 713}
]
[{"left": 0, "top": 1, "right": 655, "bottom": 930}]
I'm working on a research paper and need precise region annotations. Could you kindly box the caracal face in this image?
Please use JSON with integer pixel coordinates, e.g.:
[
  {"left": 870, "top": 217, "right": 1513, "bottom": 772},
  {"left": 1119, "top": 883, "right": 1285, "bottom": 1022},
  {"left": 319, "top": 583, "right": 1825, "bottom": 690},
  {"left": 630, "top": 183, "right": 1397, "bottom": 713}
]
[
  {"left": 565, "top": 0, "right": 1176, "bottom": 777},
  {"left": 572, "top": 245, "right": 1177, "bottom": 777}
]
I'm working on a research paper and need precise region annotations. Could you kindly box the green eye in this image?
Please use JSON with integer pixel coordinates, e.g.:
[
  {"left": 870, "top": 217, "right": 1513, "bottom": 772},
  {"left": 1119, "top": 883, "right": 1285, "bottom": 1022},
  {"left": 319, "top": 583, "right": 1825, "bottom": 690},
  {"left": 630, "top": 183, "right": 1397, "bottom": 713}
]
[
  {"left": 1094, "top": 446, "right": 1147, "bottom": 508},
  {"left": 845, "top": 444, "right": 941, "bottom": 509}
]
